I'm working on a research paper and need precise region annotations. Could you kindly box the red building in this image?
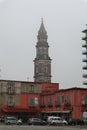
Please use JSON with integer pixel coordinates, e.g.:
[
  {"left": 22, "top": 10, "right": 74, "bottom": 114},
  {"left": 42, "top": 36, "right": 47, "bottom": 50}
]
[
  {"left": 0, "top": 80, "right": 87, "bottom": 122},
  {"left": 40, "top": 86, "right": 87, "bottom": 121}
]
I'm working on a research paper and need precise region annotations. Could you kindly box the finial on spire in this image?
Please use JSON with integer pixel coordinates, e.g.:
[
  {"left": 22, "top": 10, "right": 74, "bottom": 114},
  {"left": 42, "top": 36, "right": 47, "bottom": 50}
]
[{"left": 41, "top": 17, "right": 43, "bottom": 23}]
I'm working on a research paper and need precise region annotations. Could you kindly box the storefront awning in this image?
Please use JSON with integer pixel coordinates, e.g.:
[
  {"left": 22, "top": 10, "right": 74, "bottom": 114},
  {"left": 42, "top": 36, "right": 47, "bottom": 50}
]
[{"left": 41, "top": 110, "right": 71, "bottom": 114}]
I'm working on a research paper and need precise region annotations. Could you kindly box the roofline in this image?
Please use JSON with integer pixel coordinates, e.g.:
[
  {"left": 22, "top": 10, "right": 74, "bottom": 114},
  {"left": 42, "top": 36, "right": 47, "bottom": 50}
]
[
  {"left": 0, "top": 79, "right": 42, "bottom": 84},
  {"left": 58, "top": 87, "right": 87, "bottom": 92},
  {"left": 0, "top": 79, "right": 59, "bottom": 85}
]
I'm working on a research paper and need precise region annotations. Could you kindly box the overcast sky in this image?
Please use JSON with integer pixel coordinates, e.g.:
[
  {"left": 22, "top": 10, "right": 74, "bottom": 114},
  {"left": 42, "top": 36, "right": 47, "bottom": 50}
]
[{"left": 0, "top": 0, "right": 87, "bottom": 89}]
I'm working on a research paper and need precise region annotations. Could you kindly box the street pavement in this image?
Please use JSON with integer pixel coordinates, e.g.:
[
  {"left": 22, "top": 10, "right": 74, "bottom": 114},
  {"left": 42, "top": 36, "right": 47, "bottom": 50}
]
[{"left": 0, "top": 125, "right": 87, "bottom": 130}]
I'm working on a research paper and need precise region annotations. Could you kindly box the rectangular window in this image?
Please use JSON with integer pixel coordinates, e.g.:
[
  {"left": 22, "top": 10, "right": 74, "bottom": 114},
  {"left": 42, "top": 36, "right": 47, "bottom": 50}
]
[
  {"left": 62, "top": 95, "right": 64, "bottom": 102},
  {"left": 55, "top": 96, "right": 60, "bottom": 107},
  {"left": 7, "top": 96, "right": 14, "bottom": 106},
  {"left": 49, "top": 95, "right": 52, "bottom": 104},
  {"left": 7, "top": 83, "right": 15, "bottom": 94},
  {"left": 56, "top": 96, "right": 60, "bottom": 105},
  {"left": 48, "top": 95, "right": 53, "bottom": 106},
  {"left": 65, "top": 95, "right": 71, "bottom": 105},
  {"left": 29, "top": 98, "right": 35, "bottom": 107},
  {"left": 83, "top": 94, "right": 87, "bottom": 104},
  {"left": 30, "top": 85, "right": 34, "bottom": 93},
  {"left": 41, "top": 96, "right": 45, "bottom": 107},
  {"left": 66, "top": 95, "right": 70, "bottom": 103},
  {"left": 42, "top": 96, "right": 44, "bottom": 104}
]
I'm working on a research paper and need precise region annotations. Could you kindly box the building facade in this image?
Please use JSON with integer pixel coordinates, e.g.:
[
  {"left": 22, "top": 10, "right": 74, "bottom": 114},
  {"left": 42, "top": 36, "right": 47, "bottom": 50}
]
[
  {"left": 40, "top": 87, "right": 87, "bottom": 121},
  {"left": 0, "top": 80, "right": 58, "bottom": 122}
]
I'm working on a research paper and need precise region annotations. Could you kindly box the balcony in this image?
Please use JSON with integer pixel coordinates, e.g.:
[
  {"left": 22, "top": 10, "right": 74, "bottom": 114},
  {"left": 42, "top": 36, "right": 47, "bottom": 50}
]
[
  {"left": 55, "top": 101, "right": 60, "bottom": 107},
  {"left": 55, "top": 103, "right": 60, "bottom": 107},
  {"left": 82, "top": 59, "right": 87, "bottom": 62},
  {"left": 82, "top": 37, "right": 87, "bottom": 40},
  {"left": 64, "top": 101, "right": 71, "bottom": 106},
  {"left": 7, "top": 101, "right": 14, "bottom": 107},
  {"left": 83, "top": 66, "right": 87, "bottom": 69},
  {"left": 29, "top": 104, "right": 35, "bottom": 108},
  {"left": 7, "top": 91, "right": 15, "bottom": 95},
  {"left": 83, "top": 81, "right": 87, "bottom": 85},
  {"left": 40, "top": 104, "right": 46, "bottom": 108},
  {"left": 83, "top": 74, "right": 87, "bottom": 78},
  {"left": 82, "top": 51, "right": 87, "bottom": 55},
  {"left": 48, "top": 103, "right": 53, "bottom": 107},
  {"left": 7, "top": 88, "right": 15, "bottom": 95},
  {"left": 82, "top": 44, "right": 87, "bottom": 48}
]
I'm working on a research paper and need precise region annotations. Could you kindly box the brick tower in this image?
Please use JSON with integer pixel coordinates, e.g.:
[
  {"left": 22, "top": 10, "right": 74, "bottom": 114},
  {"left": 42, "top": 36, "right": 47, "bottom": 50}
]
[{"left": 34, "top": 19, "right": 51, "bottom": 82}]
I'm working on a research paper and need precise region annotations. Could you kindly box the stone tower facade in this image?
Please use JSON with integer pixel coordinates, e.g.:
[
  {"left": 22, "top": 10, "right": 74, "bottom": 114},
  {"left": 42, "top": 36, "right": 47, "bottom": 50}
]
[{"left": 34, "top": 20, "right": 51, "bottom": 82}]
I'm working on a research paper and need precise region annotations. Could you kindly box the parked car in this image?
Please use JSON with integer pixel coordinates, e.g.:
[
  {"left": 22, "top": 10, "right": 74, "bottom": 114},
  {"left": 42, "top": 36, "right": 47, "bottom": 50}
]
[
  {"left": 0, "top": 116, "right": 5, "bottom": 122},
  {"left": 68, "top": 118, "right": 84, "bottom": 125},
  {"left": 4, "top": 116, "right": 17, "bottom": 125},
  {"left": 62, "top": 119, "right": 68, "bottom": 125},
  {"left": 4, "top": 116, "right": 22, "bottom": 125},
  {"left": 83, "top": 118, "right": 87, "bottom": 125},
  {"left": 83, "top": 112, "right": 87, "bottom": 125},
  {"left": 28, "top": 118, "right": 47, "bottom": 125},
  {"left": 16, "top": 118, "right": 22, "bottom": 125},
  {"left": 47, "top": 116, "right": 67, "bottom": 125}
]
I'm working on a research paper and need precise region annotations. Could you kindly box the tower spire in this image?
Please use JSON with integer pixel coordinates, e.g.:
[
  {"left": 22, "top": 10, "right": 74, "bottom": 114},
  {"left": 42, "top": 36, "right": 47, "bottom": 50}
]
[
  {"left": 37, "top": 19, "right": 47, "bottom": 42},
  {"left": 38, "top": 18, "right": 47, "bottom": 35}
]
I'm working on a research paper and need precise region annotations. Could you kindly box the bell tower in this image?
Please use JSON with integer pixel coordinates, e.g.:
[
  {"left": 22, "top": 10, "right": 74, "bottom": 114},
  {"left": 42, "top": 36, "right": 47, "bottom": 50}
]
[{"left": 34, "top": 19, "right": 52, "bottom": 82}]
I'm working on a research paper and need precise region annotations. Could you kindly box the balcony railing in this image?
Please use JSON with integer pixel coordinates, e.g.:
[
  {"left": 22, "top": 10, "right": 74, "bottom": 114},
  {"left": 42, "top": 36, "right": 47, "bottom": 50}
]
[
  {"left": 40, "top": 104, "right": 46, "bottom": 108},
  {"left": 83, "top": 74, "right": 87, "bottom": 78},
  {"left": 55, "top": 103, "right": 60, "bottom": 107},
  {"left": 82, "top": 59, "right": 87, "bottom": 62},
  {"left": 83, "top": 81, "right": 87, "bottom": 85},
  {"left": 64, "top": 101, "right": 71, "bottom": 106},
  {"left": 48, "top": 103, "right": 53, "bottom": 107},
  {"left": 82, "top": 51, "right": 87, "bottom": 55},
  {"left": 7, "top": 101, "right": 14, "bottom": 107},
  {"left": 29, "top": 104, "right": 35, "bottom": 108},
  {"left": 82, "top": 44, "right": 87, "bottom": 47},
  {"left": 7, "top": 90, "right": 15, "bottom": 95},
  {"left": 83, "top": 66, "right": 87, "bottom": 70},
  {"left": 82, "top": 36, "right": 87, "bottom": 40}
]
